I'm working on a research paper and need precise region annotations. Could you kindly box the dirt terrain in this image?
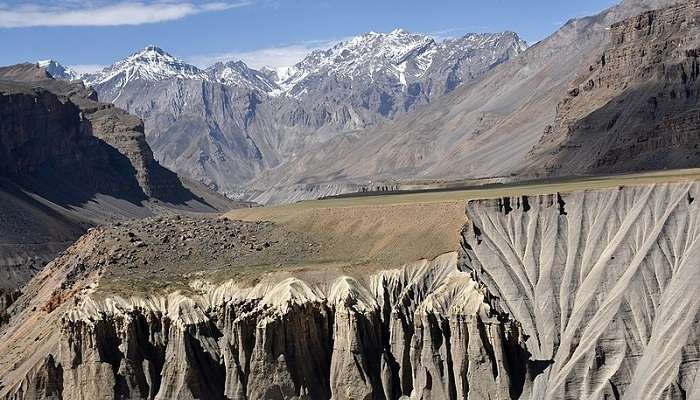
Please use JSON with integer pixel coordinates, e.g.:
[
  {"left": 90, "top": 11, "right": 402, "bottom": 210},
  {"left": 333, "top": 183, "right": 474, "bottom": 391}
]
[{"left": 25, "top": 167, "right": 700, "bottom": 301}]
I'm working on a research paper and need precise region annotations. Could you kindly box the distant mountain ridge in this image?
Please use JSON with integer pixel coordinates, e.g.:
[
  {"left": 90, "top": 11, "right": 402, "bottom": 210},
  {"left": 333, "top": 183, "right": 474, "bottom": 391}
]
[
  {"left": 37, "top": 59, "right": 79, "bottom": 81},
  {"left": 45, "top": 29, "right": 526, "bottom": 196}
]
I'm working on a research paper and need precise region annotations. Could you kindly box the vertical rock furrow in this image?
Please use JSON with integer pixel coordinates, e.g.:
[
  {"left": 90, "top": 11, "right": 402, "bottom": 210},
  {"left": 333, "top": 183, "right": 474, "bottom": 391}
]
[{"left": 463, "top": 182, "right": 700, "bottom": 399}]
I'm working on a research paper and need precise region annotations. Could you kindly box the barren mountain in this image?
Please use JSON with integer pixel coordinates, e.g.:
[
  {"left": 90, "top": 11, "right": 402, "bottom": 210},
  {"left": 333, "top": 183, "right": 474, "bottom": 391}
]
[
  {"left": 250, "top": 0, "right": 682, "bottom": 204},
  {"left": 0, "top": 63, "right": 239, "bottom": 323},
  {"left": 77, "top": 31, "right": 526, "bottom": 195},
  {"left": 525, "top": 0, "right": 700, "bottom": 176}
]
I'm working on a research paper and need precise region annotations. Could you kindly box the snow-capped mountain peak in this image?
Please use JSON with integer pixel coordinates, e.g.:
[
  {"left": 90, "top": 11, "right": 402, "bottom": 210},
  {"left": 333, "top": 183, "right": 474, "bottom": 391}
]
[
  {"left": 277, "top": 29, "right": 437, "bottom": 94},
  {"left": 82, "top": 45, "right": 208, "bottom": 88},
  {"left": 206, "top": 60, "right": 280, "bottom": 94},
  {"left": 37, "top": 59, "right": 79, "bottom": 81},
  {"left": 277, "top": 29, "right": 528, "bottom": 96}
]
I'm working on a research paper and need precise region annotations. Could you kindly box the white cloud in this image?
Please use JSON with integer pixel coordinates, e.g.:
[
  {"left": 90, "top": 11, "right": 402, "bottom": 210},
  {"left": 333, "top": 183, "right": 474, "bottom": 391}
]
[
  {"left": 0, "top": 1, "right": 251, "bottom": 28},
  {"left": 69, "top": 64, "right": 106, "bottom": 74},
  {"left": 188, "top": 37, "right": 349, "bottom": 70},
  {"left": 428, "top": 27, "right": 495, "bottom": 42}
]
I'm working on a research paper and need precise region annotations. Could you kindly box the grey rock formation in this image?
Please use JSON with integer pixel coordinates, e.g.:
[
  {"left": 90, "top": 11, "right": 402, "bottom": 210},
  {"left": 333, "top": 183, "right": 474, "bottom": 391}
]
[
  {"left": 78, "top": 31, "right": 526, "bottom": 195},
  {"left": 3, "top": 181, "right": 700, "bottom": 399},
  {"left": 0, "top": 245, "right": 528, "bottom": 400}
]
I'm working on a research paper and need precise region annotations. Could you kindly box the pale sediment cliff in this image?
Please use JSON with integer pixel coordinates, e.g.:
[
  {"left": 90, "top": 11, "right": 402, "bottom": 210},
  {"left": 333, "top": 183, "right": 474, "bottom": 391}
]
[
  {"left": 1, "top": 252, "right": 528, "bottom": 400},
  {"left": 3, "top": 182, "right": 700, "bottom": 399},
  {"left": 464, "top": 182, "right": 700, "bottom": 399}
]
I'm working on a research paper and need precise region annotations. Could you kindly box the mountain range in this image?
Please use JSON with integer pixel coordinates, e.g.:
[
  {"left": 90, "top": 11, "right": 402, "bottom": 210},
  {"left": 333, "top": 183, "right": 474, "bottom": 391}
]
[
  {"left": 40, "top": 0, "right": 692, "bottom": 205},
  {"left": 43, "top": 30, "right": 528, "bottom": 197}
]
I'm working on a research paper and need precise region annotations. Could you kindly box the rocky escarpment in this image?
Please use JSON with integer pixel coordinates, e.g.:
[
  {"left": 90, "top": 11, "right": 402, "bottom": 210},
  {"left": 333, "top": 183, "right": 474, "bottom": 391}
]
[
  {"left": 4, "top": 181, "right": 700, "bottom": 399},
  {"left": 463, "top": 182, "right": 700, "bottom": 399},
  {"left": 0, "top": 63, "right": 189, "bottom": 200},
  {"left": 0, "top": 79, "right": 146, "bottom": 198},
  {"left": 0, "top": 64, "right": 237, "bottom": 324},
  {"left": 0, "top": 235, "right": 531, "bottom": 400},
  {"left": 527, "top": 0, "right": 700, "bottom": 176}
]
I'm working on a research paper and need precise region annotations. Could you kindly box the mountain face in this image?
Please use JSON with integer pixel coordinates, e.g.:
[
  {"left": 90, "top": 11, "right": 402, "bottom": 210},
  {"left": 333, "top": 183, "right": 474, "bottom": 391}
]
[
  {"left": 249, "top": 0, "right": 684, "bottom": 204},
  {"left": 207, "top": 60, "right": 280, "bottom": 93},
  {"left": 82, "top": 46, "right": 209, "bottom": 101},
  {"left": 525, "top": 0, "right": 700, "bottom": 176},
  {"left": 0, "top": 63, "right": 237, "bottom": 324},
  {"left": 76, "top": 30, "right": 527, "bottom": 195}
]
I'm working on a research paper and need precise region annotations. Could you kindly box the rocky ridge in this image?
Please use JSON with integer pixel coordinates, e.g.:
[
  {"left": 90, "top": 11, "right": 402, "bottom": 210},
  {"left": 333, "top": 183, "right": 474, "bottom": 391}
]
[
  {"left": 0, "top": 222, "right": 530, "bottom": 399},
  {"left": 37, "top": 60, "right": 79, "bottom": 81}
]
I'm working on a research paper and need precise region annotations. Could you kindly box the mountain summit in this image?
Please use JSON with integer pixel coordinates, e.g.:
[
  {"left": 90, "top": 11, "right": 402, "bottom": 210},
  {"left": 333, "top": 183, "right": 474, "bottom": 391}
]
[
  {"left": 81, "top": 46, "right": 208, "bottom": 100},
  {"left": 280, "top": 30, "right": 527, "bottom": 97}
]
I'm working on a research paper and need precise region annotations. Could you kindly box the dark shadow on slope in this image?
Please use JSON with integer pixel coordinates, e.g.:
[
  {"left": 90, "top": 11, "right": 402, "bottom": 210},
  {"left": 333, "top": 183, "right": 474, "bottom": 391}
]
[{"left": 527, "top": 64, "right": 700, "bottom": 177}]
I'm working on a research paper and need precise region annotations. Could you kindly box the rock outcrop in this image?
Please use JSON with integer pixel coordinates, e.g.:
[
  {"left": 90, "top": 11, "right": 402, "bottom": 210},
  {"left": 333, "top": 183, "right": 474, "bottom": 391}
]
[
  {"left": 526, "top": 0, "right": 700, "bottom": 176},
  {"left": 463, "top": 182, "right": 700, "bottom": 399},
  {"left": 3, "top": 181, "right": 700, "bottom": 399}
]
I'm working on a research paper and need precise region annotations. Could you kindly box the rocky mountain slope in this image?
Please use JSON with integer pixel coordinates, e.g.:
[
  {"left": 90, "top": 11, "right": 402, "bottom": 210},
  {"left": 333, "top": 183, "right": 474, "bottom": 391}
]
[
  {"left": 0, "top": 63, "right": 239, "bottom": 324},
  {"left": 525, "top": 0, "right": 700, "bottom": 177},
  {"left": 277, "top": 30, "right": 527, "bottom": 121},
  {"left": 73, "top": 31, "right": 526, "bottom": 195},
  {"left": 249, "top": 0, "right": 683, "bottom": 204},
  {"left": 1, "top": 180, "right": 699, "bottom": 399}
]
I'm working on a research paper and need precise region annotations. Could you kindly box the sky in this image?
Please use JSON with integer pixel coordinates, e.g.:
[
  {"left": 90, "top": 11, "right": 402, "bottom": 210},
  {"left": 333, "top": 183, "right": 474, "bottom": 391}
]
[{"left": 0, "top": 0, "right": 620, "bottom": 72}]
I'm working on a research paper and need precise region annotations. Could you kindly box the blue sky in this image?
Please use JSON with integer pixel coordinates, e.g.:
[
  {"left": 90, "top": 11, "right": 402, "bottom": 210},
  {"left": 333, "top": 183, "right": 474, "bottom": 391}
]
[{"left": 0, "top": 0, "right": 620, "bottom": 72}]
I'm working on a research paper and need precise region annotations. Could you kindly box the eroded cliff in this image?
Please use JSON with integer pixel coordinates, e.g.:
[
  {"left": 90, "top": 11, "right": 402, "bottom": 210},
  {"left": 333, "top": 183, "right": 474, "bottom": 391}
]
[
  {"left": 0, "top": 246, "right": 528, "bottom": 400},
  {"left": 463, "top": 182, "right": 700, "bottom": 399}
]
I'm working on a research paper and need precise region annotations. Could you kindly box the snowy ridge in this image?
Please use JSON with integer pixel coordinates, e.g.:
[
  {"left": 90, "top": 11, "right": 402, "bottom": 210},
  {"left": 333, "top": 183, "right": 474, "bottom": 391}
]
[
  {"left": 71, "top": 29, "right": 526, "bottom": 99},
  {"left": 277, "top": 29, "right": 528, "bottom": 95},
  {"left": 206, "top": 60, "right": 280, "bottom": 94},
  {"left": 82, "top": 45, "right": 209, "bottom": 88}
]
